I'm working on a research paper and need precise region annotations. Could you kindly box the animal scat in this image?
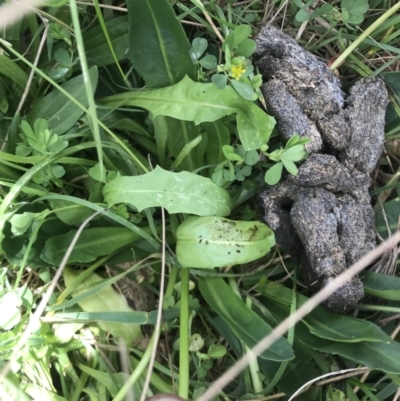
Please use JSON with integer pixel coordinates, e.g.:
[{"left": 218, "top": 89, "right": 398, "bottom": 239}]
[{"left": 256, "top": 24, "right": 389, "bottom": 313}]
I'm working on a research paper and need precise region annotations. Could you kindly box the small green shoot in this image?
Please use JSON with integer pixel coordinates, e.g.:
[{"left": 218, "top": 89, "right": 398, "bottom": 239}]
[
  {"left": 16, "top": 118, "right": 68, "bottom": 186},
  {"left": 294, "top": 0, "right": 369, "bottom": 26},
  {"left": 212, "top": 144, "right": 259, "bottom": 186},
  {"left": 264, "top": 135, "right": 309, "bottom": 186},
  {"left": 189, "top": 25, "right": 262, "bottom": 101}
]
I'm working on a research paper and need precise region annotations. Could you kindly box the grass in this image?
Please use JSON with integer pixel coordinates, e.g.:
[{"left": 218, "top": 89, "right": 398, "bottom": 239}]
[{"left": 0, "top": 0, "right": 400, "bottom": 401}]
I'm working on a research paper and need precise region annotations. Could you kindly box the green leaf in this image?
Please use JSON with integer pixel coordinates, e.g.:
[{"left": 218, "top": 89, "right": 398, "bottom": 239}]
[
  {"left": 9, "top": 212, "right": 34, "bottom": 236},
  {"left": 281, "top": 145, "right": 306, "bottom": 162},
  {"left": 265, "top": 162, "right": 283, "bottom": 185},
  {"left": 212, "top": 74, "right": 228, "bottom": 89},
  {"left": 203, "top": 121, "right": 230, "bottom": 168},
  {"left": 341, "top": 0, "right": 369, "bottom": 24},
  {"left": 230, "top": 80, "right": 255, "bottom": 101},
  {"left": 285, "top": 134, "right": 301, "bottom": 148},
  {"left": 222, "top": 145, "right": 242, "bottom": 162},
  {"left": 199, "top": 55, "right": 217, "bottom": 70},
  {"left": 235, "top": 39, "right": 257, "bottom": 58},
  {"left": 309, "top": 339, "right": 400, "bottom": 375},
  {"left": 103, "top": 166, "right": 231, "bottom": 216},
  {"left": 244, "top": 150, "right": 259, "bottom": 166},
  {"left": 260, "top": 284, "right": 392, "bottom": 343},
  {"left": 88, "top": 163, "right": 106, "bottom": 183},
  {"left": 63, "top": 268, "right": 142, "bottom": 343},
  {"left": 361, "top": 271, "right": 400, "bottom": 301},
  {"left": 190, "top": 37, "right": 208, "bottom": 62},
  {"left": 83, "top": 16, "right": 129, "bottom": 66},
  {"left": 224, "top": 25, "right": 252, "bottom": 52},
  {"left": 126, "top": 0, "right": 195, "bottom": 87},
  {"left": 100, "top": 76, "right": 275, "bottom": 151},
  {"left": 208, "top": 345, "right": 227, "bottom": 359},
  {"left": 375, "top": 198, "right": 400, "bottom": 239},
  {"left": 199, "top": 277, "right": 294, "bottom": 361},
  {"left": 27, "top": 67, "right": 98, "bottom": 135},
  {"left": 0, "top": 55, "right": 34, "bottom": 94},
  {"left": 176, "top": 216, "right": 275, "bottom": 268},
  {"left": 171, "top": 134, "right": 203, "bottom": 169},
  {"left": 295, "top": 9, "right": 311, "bottom": 22},
  {"left": 54, "top": 48, "right": 71, "bottom": 67},
  {"left": 49, "top": 199, "right": 94, "bottom": 226},
  {"left": 41, "top": 227, "right": 145, "bottom": 265},
  {"left": 281, "top": 159, "right": 298, "bottom": 175}
]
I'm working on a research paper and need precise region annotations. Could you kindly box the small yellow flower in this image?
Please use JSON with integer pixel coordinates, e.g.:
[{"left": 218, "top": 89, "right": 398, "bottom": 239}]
[{"left": 230, "top": 64, "right": 246, "bottom": 80}]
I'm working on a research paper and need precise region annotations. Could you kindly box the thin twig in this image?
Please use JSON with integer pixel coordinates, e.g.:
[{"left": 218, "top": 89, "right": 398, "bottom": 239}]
[
  {"left": 288, "top": 368, "right": 370, "bottom": 401},
  {"left": 140, "top": 160, "right": 168, "bottom": 401}
]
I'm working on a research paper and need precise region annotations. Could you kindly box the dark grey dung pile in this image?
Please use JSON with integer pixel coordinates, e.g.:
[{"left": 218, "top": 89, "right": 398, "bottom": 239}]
[{"left": 255, "top": 25, "right": 389, "bottom": 313}]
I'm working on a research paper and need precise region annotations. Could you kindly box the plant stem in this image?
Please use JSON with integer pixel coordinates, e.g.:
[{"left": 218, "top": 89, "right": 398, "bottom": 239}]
[
  {"left": 179, "top": 268, "right": 190, "bottom": 399},
  {"left": 69, "top": 0, "right": 105, "bottom": 181},
  {"left": 112, "top": 334, "right": 157, "bottom": 401},
  {"left": 330, "top": 2, "right": 400, "bottom": 70}
]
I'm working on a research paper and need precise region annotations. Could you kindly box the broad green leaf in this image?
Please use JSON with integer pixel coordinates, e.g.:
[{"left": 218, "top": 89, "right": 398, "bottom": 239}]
[
  {"left": 41, "top": 227, "right": 144, "bottom": 264},
  {"left": 2, "top": 205, "right": 71, "bottom": 268},
  {"left": 27, "top": 67, "right": 98, "bottom": 135},
  {"left": 63, "top": 268, "right": 142, "bottom": 343},
  {"left": 259, "top": 283, "right": 391, "bottom": 343},
  {"left": 103, "top": 165, "right": 231, "bottom": 216},
  {"left": 126, "top": 0, "right": 195, "bottom": 87},
  {"left": 375, "top": 197, "right": 400, "bottom": 239},
  {"left": 308, "top": 338, "right": 400, "bottom": 375},
  {"left": 176, "top": 216, "right": 275, "bottom": 268},
  {"left": 361, "top": 271, "right": 400, "bottom": 301},
  {"left": 83, "top": 16, "right": 129, "bottom": 65},
  {"left": 265, "top": 162, "right": 283, "bottom": 185},
  {"left": 99, "top": 75, "right": 275, "bottom": 150},
  {"left": 0, "top": 55, "right": 35, "bottom": 94},
  {"left": 199, "top": 277, "right": 294, "bottom": 361}
]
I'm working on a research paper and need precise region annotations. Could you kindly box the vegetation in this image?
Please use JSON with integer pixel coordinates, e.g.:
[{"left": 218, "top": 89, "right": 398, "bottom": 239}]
[{"left": 0, "top": 0, "right": 400, "bottom": 400}]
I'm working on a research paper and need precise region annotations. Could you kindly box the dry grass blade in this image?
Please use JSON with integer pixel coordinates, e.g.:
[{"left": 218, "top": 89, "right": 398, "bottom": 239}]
[{"left": 197, "top": 231, "right": 400, "bottom": 401}]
